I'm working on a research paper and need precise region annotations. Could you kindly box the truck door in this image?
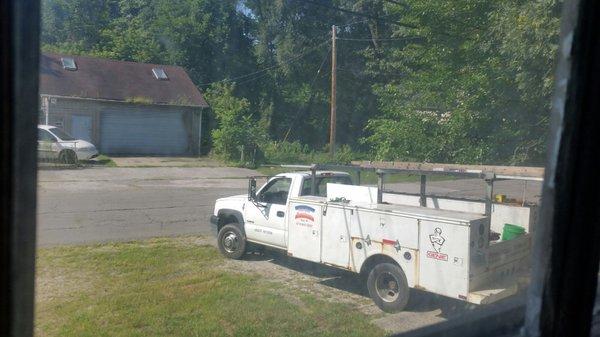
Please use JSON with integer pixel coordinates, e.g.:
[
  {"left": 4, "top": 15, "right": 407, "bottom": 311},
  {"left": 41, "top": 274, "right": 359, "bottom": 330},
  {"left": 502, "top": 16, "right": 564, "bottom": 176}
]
[{"left": 243, "top": 177, "right": 291, "bottom": 248}]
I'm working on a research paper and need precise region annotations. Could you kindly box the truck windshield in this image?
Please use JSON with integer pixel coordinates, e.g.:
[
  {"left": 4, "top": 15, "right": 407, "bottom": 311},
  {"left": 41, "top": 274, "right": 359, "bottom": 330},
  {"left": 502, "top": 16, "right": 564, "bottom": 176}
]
[{"left": 301, "top": 176, "right": 352, "bottom": 197}]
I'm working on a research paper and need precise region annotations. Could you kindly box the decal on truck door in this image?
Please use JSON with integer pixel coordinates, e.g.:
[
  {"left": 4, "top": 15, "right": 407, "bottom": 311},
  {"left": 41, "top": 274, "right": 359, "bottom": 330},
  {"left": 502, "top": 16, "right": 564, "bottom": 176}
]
[
  {"left": 294, "top": 205, "right": 315, "bottom": 227},
  {"left": 427, "top": 227, "right": 448, "bottom": 261}
]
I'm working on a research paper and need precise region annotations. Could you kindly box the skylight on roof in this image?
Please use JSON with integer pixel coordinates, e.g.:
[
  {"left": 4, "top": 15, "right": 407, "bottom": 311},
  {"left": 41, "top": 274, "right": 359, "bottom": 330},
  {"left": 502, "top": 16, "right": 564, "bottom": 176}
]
[
  {"left": 61, "top": 57, "right": 77, "bottom": 71},
  {"left": 152, "top": 68, "right": 169, "bottom": 80}
]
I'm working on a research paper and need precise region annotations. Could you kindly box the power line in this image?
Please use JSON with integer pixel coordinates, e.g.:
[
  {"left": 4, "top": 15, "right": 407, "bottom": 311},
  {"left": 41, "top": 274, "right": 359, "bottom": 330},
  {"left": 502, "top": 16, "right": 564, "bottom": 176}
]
[
  {"left": 229, "top": 71, "right": 272, "bottom": 86},
  {"left": 337, "top": 36, "right": 422, "bottom": 42},
  {"left": 337, "top": 1, "right": 411, "bottom": 29},
  {"left": 197, "top": 37, "right": 330, "bottom": 87},
  {"left": 292, "top": 0, "right": 417, "bottom": 29},
  {"left": 382, "top": 0, "right": 410, "bottom": 9},
  {"left": 298, "top": 0, "right": 475, "bottom": 41}
]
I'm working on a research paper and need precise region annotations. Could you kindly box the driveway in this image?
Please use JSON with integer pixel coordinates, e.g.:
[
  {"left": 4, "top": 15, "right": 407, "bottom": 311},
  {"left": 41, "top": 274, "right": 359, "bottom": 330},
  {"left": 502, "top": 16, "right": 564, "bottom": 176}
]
[{"left": 37, "top": 166, "right": 257, "bottom": 246}]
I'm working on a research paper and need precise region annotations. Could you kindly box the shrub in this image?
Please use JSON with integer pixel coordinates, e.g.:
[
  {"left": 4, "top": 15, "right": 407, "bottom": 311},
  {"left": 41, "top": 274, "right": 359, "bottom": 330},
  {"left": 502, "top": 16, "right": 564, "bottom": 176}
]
[{"left": 205, "top": 82, "right": 267, "bottom": 163}]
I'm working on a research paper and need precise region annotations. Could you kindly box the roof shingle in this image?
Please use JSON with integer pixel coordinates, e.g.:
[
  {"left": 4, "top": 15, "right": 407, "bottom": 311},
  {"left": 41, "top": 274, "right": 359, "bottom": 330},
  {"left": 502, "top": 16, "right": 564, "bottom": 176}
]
[{"left": 40, "top": 53, "right": 208, "bottom": 108}]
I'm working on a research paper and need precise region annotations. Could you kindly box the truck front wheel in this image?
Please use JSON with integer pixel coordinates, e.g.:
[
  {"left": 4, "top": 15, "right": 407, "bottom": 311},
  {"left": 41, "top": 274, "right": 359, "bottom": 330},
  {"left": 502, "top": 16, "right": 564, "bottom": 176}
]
[
  {"left": 367, "top": 263, "right": 410, "bottom": 313},
  {"left": 217, "top": 224, "right": 246, "bottom": 259}
]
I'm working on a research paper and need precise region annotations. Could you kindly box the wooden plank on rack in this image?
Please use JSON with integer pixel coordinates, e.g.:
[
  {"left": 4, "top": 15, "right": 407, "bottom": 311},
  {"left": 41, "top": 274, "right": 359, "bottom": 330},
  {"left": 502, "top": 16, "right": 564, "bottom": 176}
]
[{"left": 351, "top": 161, "right": 545, "bottom": 178}]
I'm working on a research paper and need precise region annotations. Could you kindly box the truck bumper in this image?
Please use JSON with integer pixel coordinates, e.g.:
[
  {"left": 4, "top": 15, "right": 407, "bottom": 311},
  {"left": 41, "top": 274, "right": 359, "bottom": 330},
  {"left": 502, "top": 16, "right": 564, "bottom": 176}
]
[{"left": 209, "top": 215, "right": 219, "bottom": 236}]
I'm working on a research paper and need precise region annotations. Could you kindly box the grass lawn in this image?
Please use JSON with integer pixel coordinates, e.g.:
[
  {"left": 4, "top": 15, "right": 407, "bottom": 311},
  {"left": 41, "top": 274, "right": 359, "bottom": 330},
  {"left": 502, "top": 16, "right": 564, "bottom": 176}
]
[{"left": 36, "top": 238, "right": 385, "bottom": 337}]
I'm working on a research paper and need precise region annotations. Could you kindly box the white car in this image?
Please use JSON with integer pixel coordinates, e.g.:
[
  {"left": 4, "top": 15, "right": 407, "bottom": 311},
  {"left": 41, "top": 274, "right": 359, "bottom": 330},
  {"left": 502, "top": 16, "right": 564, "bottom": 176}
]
[{"left": 38, "top": 125, "right": 99, "bottom": 163}]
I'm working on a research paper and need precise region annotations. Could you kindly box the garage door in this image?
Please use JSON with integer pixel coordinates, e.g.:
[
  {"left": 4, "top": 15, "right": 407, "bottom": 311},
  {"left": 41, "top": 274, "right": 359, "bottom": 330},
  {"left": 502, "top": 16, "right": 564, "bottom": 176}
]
[{"left": 100, "top": 110, "right": 189, "bottom": 155}]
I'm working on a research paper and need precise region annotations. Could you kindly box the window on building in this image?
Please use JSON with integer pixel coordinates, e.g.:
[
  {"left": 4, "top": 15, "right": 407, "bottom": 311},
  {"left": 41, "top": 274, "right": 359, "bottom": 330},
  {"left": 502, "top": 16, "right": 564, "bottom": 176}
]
[
  {"left": 152, "top": 67, "right": 168, "bottom": 80},
  {"left": 60, "top": 57, "right": 76, "bottom": 70}
]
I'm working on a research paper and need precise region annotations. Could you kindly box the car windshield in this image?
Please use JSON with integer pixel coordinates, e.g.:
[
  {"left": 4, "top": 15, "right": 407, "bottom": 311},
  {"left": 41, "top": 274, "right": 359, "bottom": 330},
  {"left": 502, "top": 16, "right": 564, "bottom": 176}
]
[{"left": 48, "top": 127, "right": 75, "bottom": 141}]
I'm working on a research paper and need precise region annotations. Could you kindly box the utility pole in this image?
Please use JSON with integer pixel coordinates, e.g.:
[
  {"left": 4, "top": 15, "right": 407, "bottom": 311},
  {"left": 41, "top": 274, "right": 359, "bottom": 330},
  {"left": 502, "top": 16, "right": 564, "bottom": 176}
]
[{"left": 329, "top": 25, "right": 337, "bottom": 157}]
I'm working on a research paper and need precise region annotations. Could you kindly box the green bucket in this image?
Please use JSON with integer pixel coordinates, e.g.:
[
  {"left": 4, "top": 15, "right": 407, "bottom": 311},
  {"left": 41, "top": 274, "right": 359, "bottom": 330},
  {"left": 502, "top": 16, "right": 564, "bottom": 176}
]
[{"left": 502, "top": 223, "right": 526, "bottom": 241}]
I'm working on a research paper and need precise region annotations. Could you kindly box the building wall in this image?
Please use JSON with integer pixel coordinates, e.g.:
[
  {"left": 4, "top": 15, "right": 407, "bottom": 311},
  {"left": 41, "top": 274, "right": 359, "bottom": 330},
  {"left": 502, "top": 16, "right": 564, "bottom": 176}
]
[{"left": 40, "top": 96, "right": 201, "bottom": 155}]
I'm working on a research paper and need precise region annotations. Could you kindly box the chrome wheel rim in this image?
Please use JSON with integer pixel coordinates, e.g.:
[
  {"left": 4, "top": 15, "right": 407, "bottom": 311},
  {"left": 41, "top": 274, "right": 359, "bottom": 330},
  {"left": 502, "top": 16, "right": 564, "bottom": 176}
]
[
  {"left": 375, "top": 272, "right": 400, "bottom": 302},
  {"left": 222, "top": 231, "right": 239, "bottom": 253}
]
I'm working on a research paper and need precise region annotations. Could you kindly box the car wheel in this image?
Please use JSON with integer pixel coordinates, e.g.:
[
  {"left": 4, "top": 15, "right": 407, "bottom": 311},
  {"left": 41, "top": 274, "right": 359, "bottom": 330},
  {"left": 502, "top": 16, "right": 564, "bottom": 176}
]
[
  {"left": 217, "top": 224, "right": 246, "bottom": 259},
  {"left": 367, "top": 262, "right": 410, "bottom": 313},
  {"left": 59, "top": 150, "right": 78, "bottom": 164}
]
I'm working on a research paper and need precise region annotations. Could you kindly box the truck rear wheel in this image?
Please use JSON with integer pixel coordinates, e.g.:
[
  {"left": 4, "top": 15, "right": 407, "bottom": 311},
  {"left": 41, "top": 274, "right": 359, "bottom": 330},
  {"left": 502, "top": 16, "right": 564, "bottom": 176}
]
[
  {"left": 367, "top": 262, "right": 409, "bottom": 313},
  {"left": 217, "top": 224, "right": 246, "bottom": 259}
]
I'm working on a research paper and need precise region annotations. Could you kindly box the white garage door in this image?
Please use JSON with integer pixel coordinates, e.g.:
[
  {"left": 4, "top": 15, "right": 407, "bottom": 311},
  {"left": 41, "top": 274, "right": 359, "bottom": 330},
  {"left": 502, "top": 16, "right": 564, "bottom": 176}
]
[{"left": 100, "top": 110, "right": 189, "bottom": 155}]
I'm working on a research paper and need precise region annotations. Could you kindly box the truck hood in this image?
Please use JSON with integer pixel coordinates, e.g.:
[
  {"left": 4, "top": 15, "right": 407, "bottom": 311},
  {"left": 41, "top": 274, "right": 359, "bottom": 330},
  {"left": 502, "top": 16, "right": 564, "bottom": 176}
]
[
  {"left": 216, "top": 194, "right": 247, "bottom": 203},
  {"left": 213, "top": 194, "right": 247, "bottom": 217}
]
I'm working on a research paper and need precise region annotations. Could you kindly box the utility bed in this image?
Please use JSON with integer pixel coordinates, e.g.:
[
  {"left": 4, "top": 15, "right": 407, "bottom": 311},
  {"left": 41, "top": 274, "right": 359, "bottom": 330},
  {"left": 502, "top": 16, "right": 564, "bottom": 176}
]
[{"left": 286, "top": 184, "right": 531, "bottom": 304}]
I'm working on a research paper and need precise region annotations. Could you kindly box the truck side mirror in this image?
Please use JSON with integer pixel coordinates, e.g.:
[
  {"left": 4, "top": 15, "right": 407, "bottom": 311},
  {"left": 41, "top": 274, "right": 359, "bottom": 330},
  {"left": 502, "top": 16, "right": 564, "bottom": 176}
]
[{"left": 248, "top": 178, "right": 257, "bottom": 201}]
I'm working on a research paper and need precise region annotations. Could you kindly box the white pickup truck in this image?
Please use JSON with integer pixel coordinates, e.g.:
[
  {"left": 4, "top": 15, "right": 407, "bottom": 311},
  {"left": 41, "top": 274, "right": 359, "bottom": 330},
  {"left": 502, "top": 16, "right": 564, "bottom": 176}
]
[{"left": 210, "top": 170, "right": 533, "bottom": 312}]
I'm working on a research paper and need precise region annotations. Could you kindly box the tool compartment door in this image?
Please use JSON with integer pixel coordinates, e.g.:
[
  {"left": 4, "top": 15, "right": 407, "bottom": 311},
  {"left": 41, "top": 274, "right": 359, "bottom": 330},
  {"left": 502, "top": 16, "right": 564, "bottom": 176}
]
[
  {"left": 287, "top": 200, "right": 322, "bottom": 263},
  {"left": 321, "top": 204, "right": 351, "bottom": 268},
  {"left": 418, "top": 220, "right": 470, "bottom": 299},
  {"left": 375, "top": 213, "right": 419, "bottom": 250}
]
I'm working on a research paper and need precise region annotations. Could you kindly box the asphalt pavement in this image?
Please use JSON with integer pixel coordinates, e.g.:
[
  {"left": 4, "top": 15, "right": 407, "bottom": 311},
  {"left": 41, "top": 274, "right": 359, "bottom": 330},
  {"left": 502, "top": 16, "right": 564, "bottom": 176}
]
[{"left": 37, "top": 166, "right": 256, "bottom": 246}]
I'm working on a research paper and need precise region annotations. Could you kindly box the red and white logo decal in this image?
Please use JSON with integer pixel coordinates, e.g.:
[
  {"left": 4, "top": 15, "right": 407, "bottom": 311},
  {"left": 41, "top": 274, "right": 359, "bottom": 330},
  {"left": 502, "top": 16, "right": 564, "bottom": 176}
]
[
  {"left": 426, "top": 251, "right": 448, "bottom": 261},
  {"left": 294, "top": 205, "right": 315, "bottom": 227}
]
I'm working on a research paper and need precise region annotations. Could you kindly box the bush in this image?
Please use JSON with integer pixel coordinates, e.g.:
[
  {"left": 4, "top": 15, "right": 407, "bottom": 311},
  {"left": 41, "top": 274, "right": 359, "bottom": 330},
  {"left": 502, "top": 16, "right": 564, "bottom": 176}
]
[
  {"left": 261, "top": 141, "right": 312, "bottom": 164},
  {"left": 205, "top": 82, "right": 267, "bottom": 163},
  {"left": 260, "top": 141, "right": 360, "bottom": 165}
]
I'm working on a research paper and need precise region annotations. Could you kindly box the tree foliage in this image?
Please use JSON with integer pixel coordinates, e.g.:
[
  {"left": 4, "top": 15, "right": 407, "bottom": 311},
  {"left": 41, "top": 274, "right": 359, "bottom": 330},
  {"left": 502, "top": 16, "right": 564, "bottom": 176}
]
[
  {"left": 41, "top": 0, "right": 561, "bottom": 165},
  {"left": 361, "top": 0, "right": 561, "bottom": 165},
  {"left": 205, "top": 82, "right": 267, "bottom": 162}
]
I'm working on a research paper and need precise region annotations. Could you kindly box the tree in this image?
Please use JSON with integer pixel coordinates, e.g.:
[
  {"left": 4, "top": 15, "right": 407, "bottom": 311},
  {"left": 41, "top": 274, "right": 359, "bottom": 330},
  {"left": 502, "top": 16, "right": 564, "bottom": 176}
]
[
  {"left": 205, "top": 82, "right": 267, "bottom": 162},
  {"left": 361, "top": 0, "right": 561, "bottom": 165}
]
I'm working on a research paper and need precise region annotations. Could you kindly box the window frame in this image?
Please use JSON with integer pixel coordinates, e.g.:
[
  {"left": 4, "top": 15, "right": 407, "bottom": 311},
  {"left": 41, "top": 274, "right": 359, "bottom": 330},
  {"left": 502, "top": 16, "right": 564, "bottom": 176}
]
[
  {"left": 1, "top": 0, "right": 40, "bottom": 336},
  {"left": 2, "top": 0, "right": 600, "bottom": 336}
]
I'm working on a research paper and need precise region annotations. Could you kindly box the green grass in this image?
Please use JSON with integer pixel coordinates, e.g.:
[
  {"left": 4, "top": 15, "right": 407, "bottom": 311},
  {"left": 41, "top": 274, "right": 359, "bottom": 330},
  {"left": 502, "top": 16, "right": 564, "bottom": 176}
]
[
  {"left": 256, "top": 166, "right": 454, "bottom": 185},
  {"left": 84, "top": 154, "right": 117, "bottom": 167},
  {"left": 36, "top": 238, "right": 384, "bottom": 337}
]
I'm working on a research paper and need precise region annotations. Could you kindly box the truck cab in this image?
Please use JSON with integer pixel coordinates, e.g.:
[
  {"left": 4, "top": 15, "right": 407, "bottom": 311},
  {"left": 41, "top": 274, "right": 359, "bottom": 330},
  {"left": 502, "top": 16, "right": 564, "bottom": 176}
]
[{"left": 210, "top": 171, "right": 352, "bottom": 250}]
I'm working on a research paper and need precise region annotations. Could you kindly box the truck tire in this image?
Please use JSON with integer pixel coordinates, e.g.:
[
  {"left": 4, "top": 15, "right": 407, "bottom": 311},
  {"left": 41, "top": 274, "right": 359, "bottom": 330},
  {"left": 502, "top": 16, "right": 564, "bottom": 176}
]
[
  {"left": 367, "top": 262, "right": 410, "bottom": 313},
  {"left": 217, "top": 224, "right": 246, "bottom": 259}
]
